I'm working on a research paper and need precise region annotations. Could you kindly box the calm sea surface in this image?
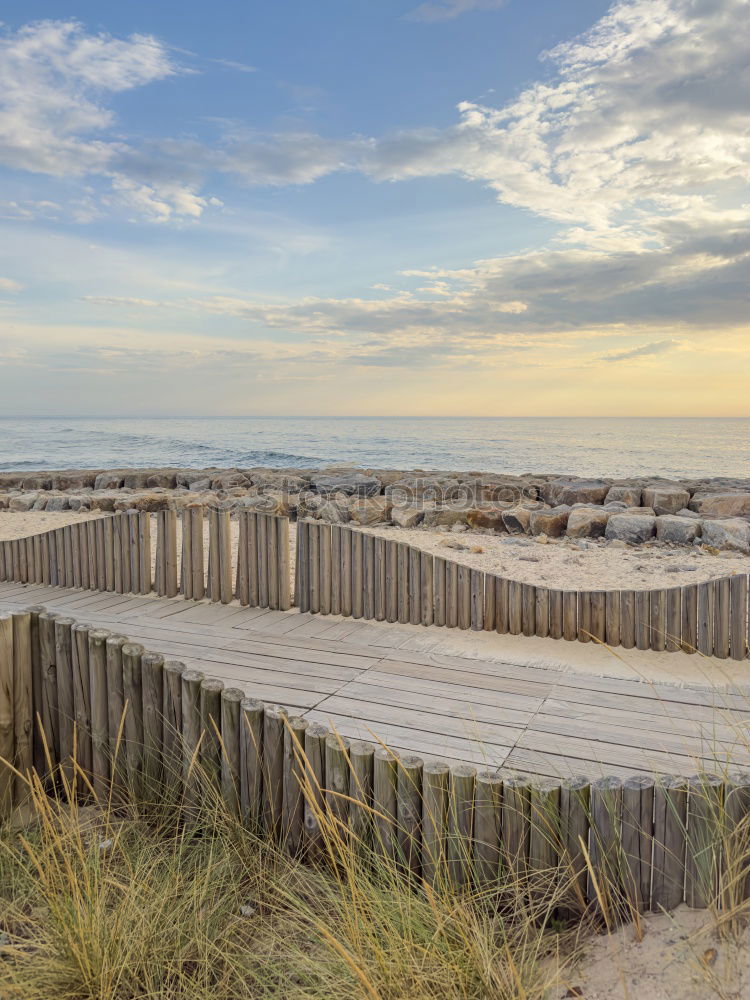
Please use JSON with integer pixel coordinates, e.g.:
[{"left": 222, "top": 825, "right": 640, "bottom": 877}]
[{"left": 0, "top": 417, "right": 747, "bottom": 480}]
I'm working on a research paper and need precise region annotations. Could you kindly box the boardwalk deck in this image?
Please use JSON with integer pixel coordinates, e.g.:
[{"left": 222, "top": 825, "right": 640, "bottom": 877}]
[{"left": 2, "top": 579, "right": 749, "bottom": 778}]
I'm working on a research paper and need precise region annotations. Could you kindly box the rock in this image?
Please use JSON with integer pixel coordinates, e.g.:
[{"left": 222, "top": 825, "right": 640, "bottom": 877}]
[
  {"left": 237, "top": 493, "right": 288, "bottom": 516},
  {"left": 656, "top": 515, "right": 702, "bottom": 545},
  {"left": 31, "top": 495, "right": 48, "bottom": 510},
  {"left": 701, "top": 518, "right": 750, "bottom": 554},
  {"left": 94, "top": 472, "right": 124, "bottom": 490},
  {"left": 392, "top": 506, "right": 423, "bottom": 528},
  {"left": 45, "top": 496, "right": 71, "bottom": 512},
  {"left": 605, "top": 514, "right": 657, "bottom": 544},
  {"left": 675, "top": 507, "right": 701, "bottom": 519},
  {"left": 422, "top": 506, "right": 468, "bottom": 528},
  {"left": 566, "top": 508, "right": 610, "bottom": 539},
  {"left": 349, "top": 496, "right": 392, "bottom": 525},
  {"left": 67, "top": 495, "right": 88, "bottom": 511},
  {"left": 529, "top": 506, "right": 570, "bottom": 538},
  {"left": 541, "top": 478, "right": 610, "bottom": 506},
  {"left": 502, "top": 507, "right": 531, "bottom": 535},
  {"left": 146, "top": 472, "right": 177, "bottom": 488},
  {"left": 189, "top": 478, "right": 211, "bottom": 491},
  {"left": 313, "top": 473, "right": 381, "bottom": 498},
  {"left": 466, "top": 507, "right": 509, "bottom": 532},
  {"left": 605, "top": 485, "right": 642, "bottom": 506},
  {"left": 689, "top": 492, "right": 750, "bottom": 517},
  {"left": 607, "top": 538, "right": 628, "bottom": 549},
  {"left": 603, "top": 501, "right": 628, "bottom": 511},
  {"left": 9, "top": 492, "right": 38, "bottom": 511},
  {"left": 89, "top": 491, "right": 123, "bottom": 512},
  {"left": 317, "top": 499, "right": 350, "bottom": 523},
  {"left": 642, "top": 486, "right": 691, "bottom": 515},
  {"left": 451, "top": 522, "right": 468, "bottom": 532},
  {"left": 441, "top": 538, "right": 470, "bottom": 551},
  {"left": 50, "top": 472, "right": 98, "bottom": 490},
  {"left": 210, "top": 471, "right": 252, "bottom": 490},
  {"left": 113, "top": 492, "right": 171, "bottom": 513},
  {"left": 625, "top": 507, "right": 656, "bottom": 516}
]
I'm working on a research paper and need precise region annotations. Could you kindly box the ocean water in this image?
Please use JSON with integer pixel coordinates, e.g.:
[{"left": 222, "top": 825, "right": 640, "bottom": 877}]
[{"left": 0, "top": 417, "right": 748, "bottom": 480}]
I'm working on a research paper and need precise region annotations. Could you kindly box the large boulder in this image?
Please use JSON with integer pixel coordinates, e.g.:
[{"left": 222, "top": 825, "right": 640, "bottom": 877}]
[
  {"left": 605, "top": 513, "right": 657, "bottom": 544},
  {"left": 210, "top": 471, "right": 252, "bottom": 490},
  {"left": 392, "top": 505, "right": 424, "bottom": 528},
  {"left": 313, "top": 473, "right": 381, "bottom": 498},
  {"left": 529, "top": 506, "right": 570, "bottom": 538},
  {"left": 642, "top": 486, "right": 691, "bottom": 516},
  {"left": 349, "top": 496, "right": 392, "bottom": 525},
  {"left": 502, "top": 507, "right": 531, "bottom": 535},
  {"left": 21, "top": 475, "right": 52, "bottom": 490},
  {"left": 237, "top": 493, "right": 288, "bottom": 515},
  {"left": 45, "top": 496, "right": 71, "bottom": 511},
  {"left": 31, "top": 495, "right": 48, "bottom": 510},
  {"left": 541, "top": 478, "right": 610, "bottom": 506},
  {"left": 317, "top": 499, "right": 350, "bottom": 523},
  {"left": 113, "top": 492, "right": 171, "bottom": 512},
  {"left": 566, "top": 507, "right": 610, "bottom": 539},
  {"left": 89, "top": 490, "right": 123, "bottom": 512},
  {"left": 689, "top": 492, "right": 750, "bottom": 517},
  {"left": 466, "top": 505, "right": 511, "bottom": 531},
  {"left": 422, "top": 505, "right": 466, "bottom": 529},
  {"left": 656, "top": 515, "right": 702, "bottom": 545},
  {"left": 49, "top": 471, "right": 98, "bottom": 490},
  {"left": 94, "top": 472, "right": 124, "bottom": 490},
  {"left": 146, "top": 471, "right": 177, "bottom": 489},
  {"left": 8, "top": 492, "right": 38, "bottom": 511},
  {"left": 701, "top": 518, "right": 750, "bottom": 554},
  {"left": 605, "top": 485, "right": 642, "bottom": 507}
]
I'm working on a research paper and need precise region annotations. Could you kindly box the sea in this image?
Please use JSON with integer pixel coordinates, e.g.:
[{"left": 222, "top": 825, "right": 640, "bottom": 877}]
[{"left": 0, "top": 417, "right": 748, "bottom": 480}]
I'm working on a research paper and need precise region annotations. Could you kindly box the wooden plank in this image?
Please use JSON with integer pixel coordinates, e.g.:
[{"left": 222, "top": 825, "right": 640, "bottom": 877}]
[
  {"left": 714, "top": 576, "right": 731, "bottom": 660},
  {"left": 470, "top": 570, "right": 484, "bottom": 631},
  {"left": 605, "top": 590, "right": 621, "bottom": 647},
  {"left": 397, "top": 542, "right": 410, "bottom": 625},
  {"left": 508, "top": 580, "right": 523, "bottom": 636},
  {"left": 651, "top": 775, "right": 687, "bottom": 911},
  {"left": 577, "top": 591, "right": 591, "bottom": 643},
  {"left": 681, "top": 583, "right": 698, "bottom": 654},
  {"left": 730, "top": 574, "right": 748, "bottom": 661},
  {"left": 319, "top": 522, "right": 332, "bottom": 616},
  {"left": 650, "top": 589, "right": 667, "bottom": 652},
  {"left": 495, "top": 576, "right": 509, "bottom": 634},
  {"left": 432, "top": 556, "right": 446, "bottom": 628},
  {"left": 697, "top": 581, "right": 714, "bottom": 656},
  {"left": 363, "top": 533, "right": 376, "bottom": 621},
  {"left": 535, "top": 586, "right": 550, "bottom": 639},
  {"left": 521, "top": 583, "right": 536, "bottom": 637},
  {"left": 308, "top": 520, "right": 320, "bottom": 614},
  {"left": 352, "top": 529, "right": 364, "bottom": 620},
  {"left": 330, "top": 525, "right": 341, "bottom": 616},
  {"left": 408, "top": 546, "right": 421, "bottom": 626},
  {"left": 621, "top": 774, "right": 654, "bottom": 913},
  {"left": 267, "top": 514, "right": 280, "bottom": 611},
  {"left": 340, "top": 525, "right": 353, "bottom": 618},
  {"left": 666, "top": 586, "right": 681, "bottom": 653},
  {"left": 635, "top": 590, "right": 650, "bottom": 650},
  {"left": 560, "top": 776, "right": 590, "bottom": 919},
  {"left": 685, "top": 774, "right": 722, "bottom": 908},
  {"left": 257, "top": 514, "right": 269, "bottom": 609},
  {"left": 374, "top": 536, "right": 387, "bottom": 622},
  {"left": 562, "top": 590, "right": 577, "bottom": 641}
]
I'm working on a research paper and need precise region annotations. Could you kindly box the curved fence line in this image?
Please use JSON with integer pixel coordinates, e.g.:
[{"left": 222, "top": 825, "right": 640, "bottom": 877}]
[
  {"left": 1, "top": 604, "right": 748, "bottom": 918},
  {"left": 296, "top": 520, "right": 750, "bottom": 660}
]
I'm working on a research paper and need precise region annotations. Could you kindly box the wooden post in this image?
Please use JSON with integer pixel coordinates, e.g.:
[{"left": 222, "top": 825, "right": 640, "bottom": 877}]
[
  {"left": 180, "top": 506, "right": 193, "bottom": 598},
  {"left": 474, "top": 771, "right": 503, "bottom": 886},
  {"left": 240, "top": 697, "right": 264, "bottom": 829},
  {"left": 79, "top": 522, "right": 89, "bottom": 590},
  {"left": 363, "top": 533, "right": 375, "bottom": 620},
  {"left": 208, "top": 507, "right": 220, "bottom": 603},
  {"left": 495, "top": 577, "right": 509, "bottom": 635},
  {"left": 0, "top": 613, "right": 13, "bottom": 818},
  {"left": 128, "top": 511, "right": 140, "bottom": 594},
  {"left": 651, "top": 774, "right": 687, "bottom": 911},
  {"left": 64, "top": 524, "right": 74, "bottom": 589},
  {"left": 375, "top": 537, "right": 387, "bottom": 622},
  {"left": 470, "top": 570, "right": 484, "bottom": 631},
  {"left": 267, "top": 514, "right": 280, "bottom": 611},
  {"left": 714, "top": 576, "right": 731, "bottom": 660},
  {"left": 88, "top": 629, "right": 110, "bottom": 800},
  {"left": 352, "top": 530, "right": 364, "bottom": 619},
  {"left": 324, "top": 732, "right": 351, "bottom": 830},
  {"left": 723, "top": 772, "right": 750, "bottom": 909},
  {"left": 54, "top": 617, "right": 75, "bottom": 785},
  {"left": 534, "top": 586, "right": 550, "bottom": 639},
  {"left": 483, "top": 570, "right": 496, "bottom": 633},
  {"left": 247, "top": 513, "right": 260, "bottom": 608},
  {"left": 39, "top": 611, "right": 59, "bottom": 767},
  {"left": 373, "top": 747, "right": 398, "bottom": 858},
  {"left": 308, "top": 521, "right": 320, "bottom": 615},
  {"left": 190, "top": 505, "right": 205, "bottom": 601},
  {"left": 199, "top": 678, "right": 224, "bottom": 789},
  {"left": 577, "top": 591, "right": 591, "bottom": 643},
  {"left": 685, "top": 773, "right": 723, "bottom": 908},
  {"left": 665, "top": 587, "right": 682, "bottom": 653},
  {"left": 341, "top": 528, "right": 353, "bottom": 617},
  {"left": 258, "top": 514, "right": 270, "bottom": 609},
  {"left": 103, "top": 516, "right": 115, "bottom": 592},
  {"left": 397, "top": 755, "right": 424, "bottom": 877},
  {"left": 262, "top": 704, "right": 287, "bottom": 838},
  {"left": 26, "top": 606, "right": 45, "bottom": 773},
  {"left": 729, "top": 575, "right": 748, "bottom": 661},
  {"left": 457, "top": 565, "right": 471, "bottom": 630},
  {"left": 122, "top": 643, "right": 145, "bottom": 797},
  {"left": 162, "top": 659, "right": 185, "bottom": 788},
  {"left": 304, "top": 722, "right": 328, "bottom": 853},
  {"left": 277, "top": 516, "right": 291, "bottom": 611},
  {"left": 181, "top": 669, "right": 205, "bottom": 813},
  {"left": 560, "top": 776, "right": 590, "bottom": 920},
  {"left": 319, "top": 524, "right": 332, "bottom": 616},
  {"left": 397, "top": 543, "right": 410, "bottom": 625},
  {"left": 529, "top": 778, "right": 561, "bottom": 908},
  {"left": 681, "top": 583, "right": 698, "bottom": 654},
  {"left": 330, "top": 524, "right": 342, "bottom": 616},
  {"left": 590, "top": 591, "right": 606, "bottom": 644},
  {"left": 650, "top": 589, "right": 667, "bottom": 652},
  {"left": 697, "top": 581, "right": 715, "bottom": 656},
  {"left": 105, "top": 635, "right": 127, "bottom": 796},
  {"left": 385, "top": 535, "right": 399, "bottom": 625},
  {"left": 71, "top": 523, "right": 81, "bottom": 589},
  {"left": 433, "top": 556, "right": 446, "bottom": 628},
  {"left": 220, "top": 687, "right": 244, "bottom": 817},
  {"left": 503, "top": 776, "right": 531, "bottom": 880},
  {"left": 448, "top": 764, "right": 476, "bottom": 889},
  {"left": 589, "top": 776, "right": 624, "bottom": 912},
  {"left": 72, "top": 622, "right": 93, "bottom": 782},
  {"left": 508, "top": 580, "right": 523, "bottom": 636},
  {"left": 521, "top": 583, "right": 536, "bottom": 637},
  {"left": 349, "top": 739, "right": 374, "bottom": 846},
  {"left": 138, "top": 511, "right": 151, "bottom": 594},
  {"left": 409, "top": 547, "right": 421, "bottom": 626},
  {"left": 12, "top": 611, "right": 33, "bottom": 791},
  {"left": 282, "top": 716, "right": 308, "bottom": 854},
  {"left": 621, "top": 774, "right": 654, "bottom": 913},
  {"left": 141, "top": 652, "right": 165, "bottom": 794},
  {"left": 294, "top": 518, "right": 308, "bottom": 612},
  {"left": 422, "top": 760, "right": 449, "bottom": 887},
  {"left": 156, "top": 509, "right": 178, "bottom": 598},
  {"left": 95, "top": 519, "right": 106, "bottom": 591},
  {"left": 635, "top": 591, "right": 651, "bottom": 650}
]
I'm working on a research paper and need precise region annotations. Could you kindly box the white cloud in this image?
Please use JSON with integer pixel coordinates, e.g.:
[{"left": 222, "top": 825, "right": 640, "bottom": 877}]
[
  {"left": 599, "top": 338, "right": 680, "bottom": 363},
  {"left": 406, "top": 0, "right": 508, "bottom": 23},
  {"left": 0, "top": 277, "right": 23, "bottom": 292}
]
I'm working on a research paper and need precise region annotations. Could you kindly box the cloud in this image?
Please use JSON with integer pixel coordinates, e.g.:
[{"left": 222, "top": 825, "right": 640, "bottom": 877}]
[
  {"left": 406, "top": 0, "right": 508, "bottom": 22},
  {"left": 0, "top": 277, "right": 22, "bottom": 292},
  {"left": 599, "top": 338, "right": 680, "bottom": 363}
]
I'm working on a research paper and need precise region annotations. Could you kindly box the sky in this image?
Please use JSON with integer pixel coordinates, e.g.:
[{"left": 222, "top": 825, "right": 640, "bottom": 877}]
[{"left": 0, "top": 0, "right": 749, "bottom": 417}]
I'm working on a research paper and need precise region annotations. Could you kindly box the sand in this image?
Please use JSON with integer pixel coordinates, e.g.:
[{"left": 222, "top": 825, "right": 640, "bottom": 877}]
[{"left": 2, "top": 511, "right": 748, "bottom": 591}]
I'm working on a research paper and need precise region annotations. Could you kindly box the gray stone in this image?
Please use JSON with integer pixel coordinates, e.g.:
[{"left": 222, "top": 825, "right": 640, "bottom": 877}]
[
  {"left": 210, "top": 471, "right": 252, "bottom": 490},
  {"left": 45, "top": 496, "right": 71, "bottom": 511},
  {"left": 317, "top": 499, "right": 350, "bottom": 523},
  {"left": 501, "top": 507, "right": 531, "bottom": 535},
  {"left": 529, "top": 505, "right": 570, "bottom": 538},
  {"left": 605, "top": 513, "right": 657, "bottom": 544},
  {"left": 541, "top": 478, "right": 610, "bottom": 506},
  {"left": 189, "top": 478, "right": 211, "bottom": 491},
  {"left": 89, "top": 490, "right": 123, "bottom": 512},
  {"left": 8, "top": 492, "right": 38, "bottom": 511},
  {"left": 566, "top": 507, "right": 610, "bottom": 539},
  {"left": 701, "top": 518, "right": 750, "bottom": 554},
  {"left": 656, "top": 515, "right": 702, "bottom": 545},
  {"left": 466, "top": 506, "right": 510, "bottom": 531},
  {"left": 625, "top": 507, "right": 656, "bottom": 516},
  {"left": 422, "top": 506, "right": 468, "bottom": 528},
  {"left": 313, "top": 473, "right": 381, "bottom": 498},
  {"left": 237, "top": 493, "right": 288, "bottom": 515},
  {"left": 689, "top": 492, "right": 750, "bottom": 517},
  {"left": 349, "top": 496, "right": 392, "bottom": 525},
  {"left": 392, "top": 505, "right": 424, "bottom": 528},
  {"left": 31, "top": 495, "right": 48, "bottom": 511},
  {"left": 676, "top": 508, "right": 702, "bottom": 519},
  {"left": 642, "top": 486, "right": 691, "bottom": 515},
  {"left": 605, "top": 485, "right": 642, "bottom": 507},
  {"left": 146, "top": 472, "right": 177, "bottom": 488}
]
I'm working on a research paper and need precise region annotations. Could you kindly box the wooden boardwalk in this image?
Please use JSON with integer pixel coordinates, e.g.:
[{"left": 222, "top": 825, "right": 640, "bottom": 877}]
[{"left": 2, "top": 579, "right": 750, "bottom": 779}]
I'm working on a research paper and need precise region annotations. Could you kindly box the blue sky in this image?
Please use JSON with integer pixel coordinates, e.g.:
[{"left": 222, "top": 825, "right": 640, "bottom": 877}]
[{"left": 1, "top": 0, "right": 749, "bottom": 416}]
